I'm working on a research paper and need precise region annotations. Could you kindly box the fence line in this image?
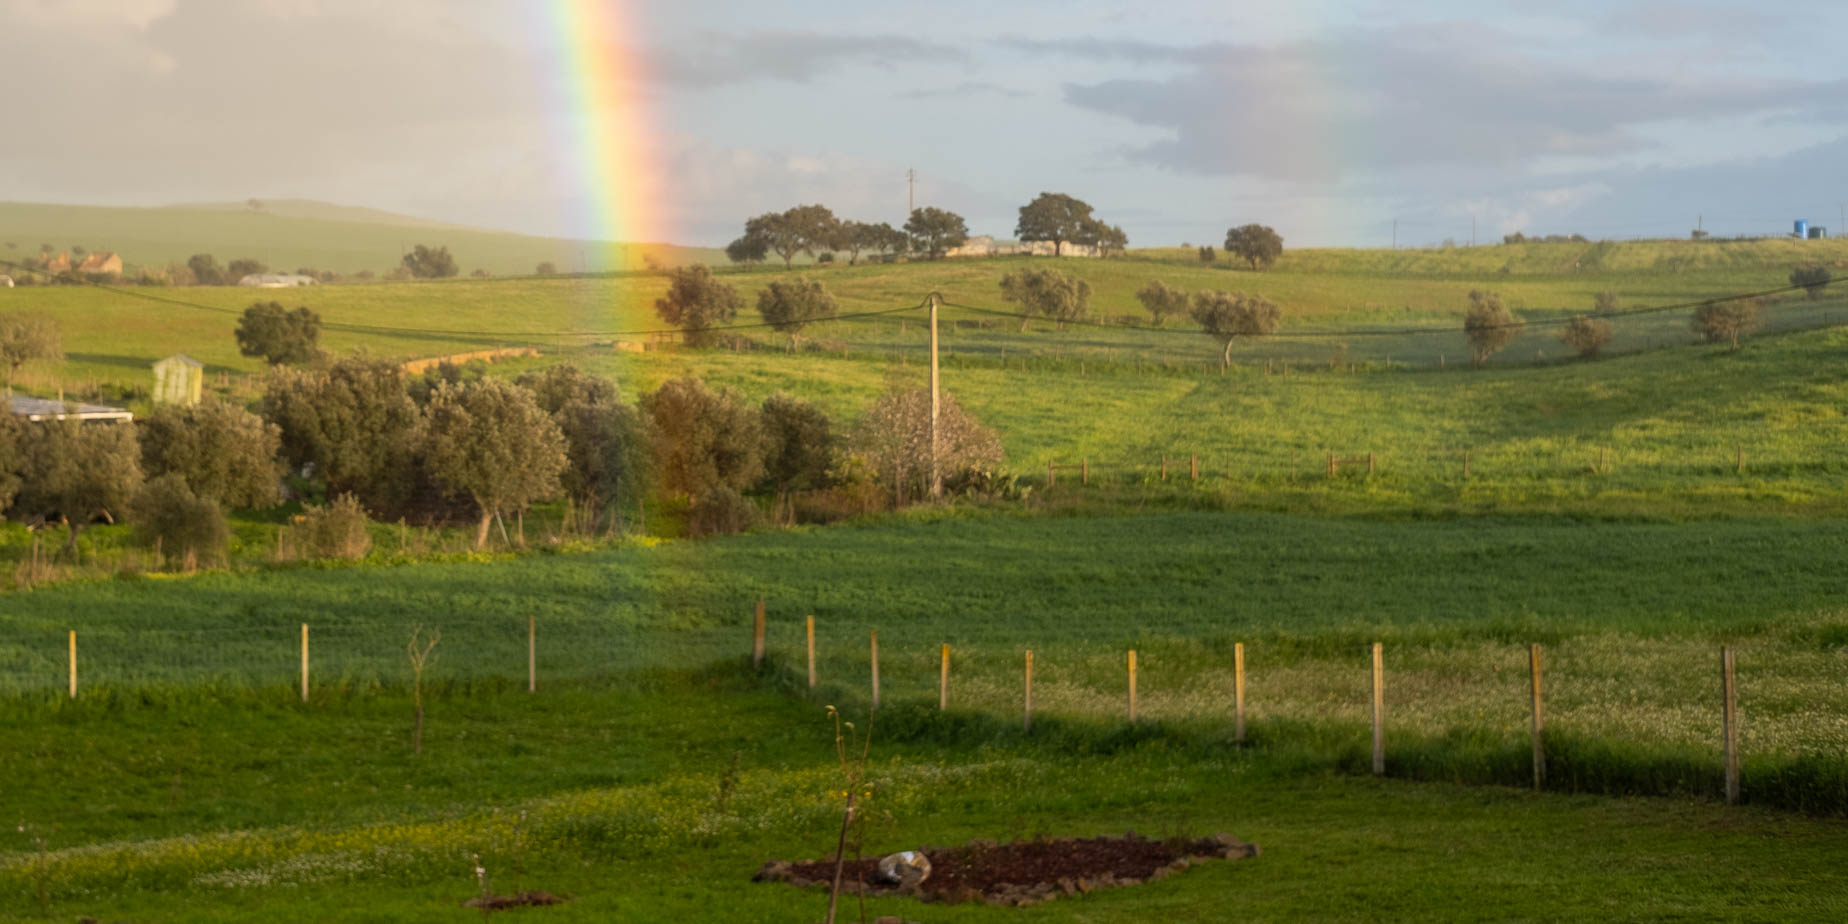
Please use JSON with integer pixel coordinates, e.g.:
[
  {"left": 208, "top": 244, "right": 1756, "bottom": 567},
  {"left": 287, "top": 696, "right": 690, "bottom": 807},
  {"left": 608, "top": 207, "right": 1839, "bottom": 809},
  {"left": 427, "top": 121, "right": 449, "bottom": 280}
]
[{"left": 19, "top": 607, "right": 1811, "bottom": 812}]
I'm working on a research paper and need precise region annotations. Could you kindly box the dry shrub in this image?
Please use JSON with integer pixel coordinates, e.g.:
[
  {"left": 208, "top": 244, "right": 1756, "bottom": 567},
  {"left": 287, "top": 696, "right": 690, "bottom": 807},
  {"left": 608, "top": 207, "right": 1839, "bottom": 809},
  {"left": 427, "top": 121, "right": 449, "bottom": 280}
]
[
  {"left": 687, "top": 487, "right": 761, "bottom": 537},
  {"left": 298, "top": 493, "right": 373, "bottom": 560}
]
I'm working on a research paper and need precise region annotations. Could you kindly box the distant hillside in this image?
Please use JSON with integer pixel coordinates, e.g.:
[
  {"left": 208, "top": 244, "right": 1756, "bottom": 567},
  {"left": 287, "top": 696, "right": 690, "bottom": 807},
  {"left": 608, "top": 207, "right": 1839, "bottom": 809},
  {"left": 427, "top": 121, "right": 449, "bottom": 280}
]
[{"left": 0, "top": 200, "right": 722, "bottom": 277}]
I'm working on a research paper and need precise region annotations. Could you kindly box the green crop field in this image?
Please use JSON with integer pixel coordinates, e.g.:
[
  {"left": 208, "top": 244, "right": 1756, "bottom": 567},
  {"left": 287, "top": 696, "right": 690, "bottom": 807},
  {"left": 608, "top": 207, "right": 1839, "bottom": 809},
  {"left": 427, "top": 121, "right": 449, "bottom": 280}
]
[
  {"left": 0, "top": 200, "right": 721, "bottom": 278},
  {"left": 4, "top": 233, "right": 1848, "bottom": 919}
]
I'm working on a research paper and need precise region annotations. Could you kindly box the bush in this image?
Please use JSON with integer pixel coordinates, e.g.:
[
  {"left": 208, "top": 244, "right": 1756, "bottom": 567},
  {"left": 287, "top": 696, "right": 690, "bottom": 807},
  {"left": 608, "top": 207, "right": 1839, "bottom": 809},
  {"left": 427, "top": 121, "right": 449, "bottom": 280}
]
[
  {"left": 1789, "top": 263, "right": 1832, "bottom": 299},
  {"left": 687, "top": 486, "right": 760, "bottom": 537},
  {"left": 1692, "top": 298, "right": 1762, "bottom": 349},
  {"left": 1463, "top": 290, "right": 1523, "bottom": 365},
  {"left": 1557, "top": 316, "right": 1614, "bottom": 358},
  {"left": 297, "top": 493, "right": 373, "bottom": 560},
  {"left": 133, "top": 474, "right": 229, "bottom": 569}
]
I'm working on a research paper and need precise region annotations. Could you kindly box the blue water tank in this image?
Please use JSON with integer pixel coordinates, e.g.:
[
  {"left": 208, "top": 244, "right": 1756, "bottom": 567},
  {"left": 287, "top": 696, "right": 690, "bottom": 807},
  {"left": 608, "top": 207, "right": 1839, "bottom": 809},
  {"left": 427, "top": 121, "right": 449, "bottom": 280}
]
[{"left": 1795, "top": 219, "right": 1810, "bottom": 238}]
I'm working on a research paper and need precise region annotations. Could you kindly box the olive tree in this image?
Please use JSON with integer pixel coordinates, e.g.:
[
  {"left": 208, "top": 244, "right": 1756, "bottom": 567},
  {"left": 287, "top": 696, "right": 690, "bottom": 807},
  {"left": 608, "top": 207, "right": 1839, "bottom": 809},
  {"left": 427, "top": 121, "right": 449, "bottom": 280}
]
[
  {"left": 850, "top": 387, "right": 1001, "bottom": 507},
  {"left": 1557, "top": 316, "right": 1615, "bottom": 358},
  {"left": 641, "top": 377, "right": 763, "bottom": 500},
  {"left": 422, "top": 378, "right": 568, "bottom": 548},
  {"left": 0, "top": 314, "right": 62, "bottom": 388},
  {"left": 235, "top": 301, "right": 322, "bottom": 365},
  {"left": 516, "top": 365, "right": 649, "bottom": 534},
  {"left": 1189, "top": 290, "right": 1281, "bottom": 369},
  {"left": 1223, "top": 224, "right": 1283, "bottom": 270},
  {"left": 756, "top": 278, "right": 839, "bottom": 349},
  {"left": 262, "top": 355, "right": 423, "bottom": 514},
  {"left": 15, "top": 419, "right": 143, "bottom": 552},
  {"left": 138, "top": 400, "right": 282, "bottom": 508},
  {"left": 402, "top": 244, "right": 459, "bottom": 279},
  {"left": 654, "top": 264, "right": 741, "bottom": 347},
  {"left": 1692, "top": 298, "right": 1762, "bottom": 349},
  {"left": 132, "top": 474, "right": 229, "bottom": 569},
  {"left": 1790, "top": 264, "right": 1832, "bottom": 299},
  {"left": 999, "top": 267, "right": 1091, "bottom": 332},
  {"left": 759, "top": 394, "right": 833, "bottom": 524},
  {"left": 1135, "top": 280, "right": 1189, "bottom": 327},
  {"left": 1463, "top": 289, "right": 1523, "bottom": 365}
]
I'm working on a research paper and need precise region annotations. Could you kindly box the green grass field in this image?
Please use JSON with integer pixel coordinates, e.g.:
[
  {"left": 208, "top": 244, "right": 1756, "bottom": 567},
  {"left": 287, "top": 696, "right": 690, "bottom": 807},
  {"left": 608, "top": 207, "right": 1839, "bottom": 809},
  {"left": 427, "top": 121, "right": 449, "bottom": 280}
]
[
  {"left": 0, "top": 200, "right": 721, "bottom": 278},
  {"left": 5, "top": 232, "right": 1848, "bottom": 919}
]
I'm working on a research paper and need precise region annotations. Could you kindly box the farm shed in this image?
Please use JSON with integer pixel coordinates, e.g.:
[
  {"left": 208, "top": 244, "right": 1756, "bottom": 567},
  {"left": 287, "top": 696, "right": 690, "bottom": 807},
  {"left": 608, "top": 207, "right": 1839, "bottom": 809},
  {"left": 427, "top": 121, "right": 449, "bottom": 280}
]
[
  {"left": 8, "top": 394, "right": 133, "bottom": 423},
  {"left": 153, "top": 354, "right": 204, "bottom": 406}
]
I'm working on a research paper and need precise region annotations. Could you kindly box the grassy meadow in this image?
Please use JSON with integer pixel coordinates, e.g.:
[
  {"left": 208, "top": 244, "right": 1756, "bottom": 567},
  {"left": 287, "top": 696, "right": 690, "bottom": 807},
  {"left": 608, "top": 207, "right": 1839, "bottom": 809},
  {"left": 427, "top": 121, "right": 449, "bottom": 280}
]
[
  {"left": 4, "top": 234, "right": 1848, "bottom": 918},
  {"left": 0, "top": 200, "right": 721, "bottom": 278}
]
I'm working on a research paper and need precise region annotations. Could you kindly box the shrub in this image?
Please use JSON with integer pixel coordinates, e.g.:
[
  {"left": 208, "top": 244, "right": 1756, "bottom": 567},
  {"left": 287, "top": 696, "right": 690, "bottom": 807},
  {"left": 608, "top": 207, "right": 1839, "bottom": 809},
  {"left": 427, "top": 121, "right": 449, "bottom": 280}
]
[
  {"left": 850, "top": 388, "right": 1001, "bottom": 506},
  {"left": 687, "top": 486, "right": 760, "bottom": 537},
  {"left": 1692, "top": 298, "right": 1762, "bottom": 349},
  {"left": 536, "top": 261, "right": 557, "bottom": 276},
  {"left": 1135, "top": 280, "right": 1189, "bottom": 327},
  {"left": 133, "top": 474, "right": 229, "bottom": 569},
  {"left": 297, "top": 493, "right": 373, "bottom": 560},
  {"left": 1557, "top": 316, "right": 1614, "bottom": 358},
  {"left": 1789, "top": 263, "right": 1832, "bottom": 299},
  {"left": 1463, "top": 290, "right": 1523, "bottom": 365}
]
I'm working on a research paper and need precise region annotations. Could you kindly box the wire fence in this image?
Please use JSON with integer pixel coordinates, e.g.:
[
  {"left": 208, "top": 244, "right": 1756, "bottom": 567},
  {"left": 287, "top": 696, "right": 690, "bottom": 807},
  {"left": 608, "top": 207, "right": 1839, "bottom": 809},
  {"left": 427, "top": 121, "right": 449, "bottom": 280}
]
[{"left": 8, "top": 610, "right": 1847, "bottom": 812}]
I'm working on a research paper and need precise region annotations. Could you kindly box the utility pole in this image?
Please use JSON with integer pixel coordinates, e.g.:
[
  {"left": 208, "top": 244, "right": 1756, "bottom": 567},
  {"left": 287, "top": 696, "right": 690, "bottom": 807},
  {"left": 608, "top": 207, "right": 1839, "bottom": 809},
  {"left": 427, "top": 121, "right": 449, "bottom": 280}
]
[
  {"left": 1471, "top": 216, "right": 1476, "bottom": 247},
  {"left": 928, "top": 293, "right": 942, "bottom": 500},
  {"left": 906, "top": 168, "right": 917, "bottom": 217},
  {"left": 1392, "top": 218, "right": 1397, "bottom": 250}
]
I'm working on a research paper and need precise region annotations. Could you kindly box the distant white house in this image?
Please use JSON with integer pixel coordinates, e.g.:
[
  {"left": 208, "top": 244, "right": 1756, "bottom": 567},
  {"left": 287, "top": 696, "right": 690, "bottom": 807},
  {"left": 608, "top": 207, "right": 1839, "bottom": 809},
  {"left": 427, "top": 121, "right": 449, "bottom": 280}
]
[
  {"left": 0, "top": 275, "right": 13, "bottom": 288},
  {"left": 238, "top": 273, "right": 318, "bottom": 288},
  {"left": 944, "top": 235, "right": 1102, "bottom": 259},
  {"left": 8, "top": 394, "right": 133, "bottom": 423}
]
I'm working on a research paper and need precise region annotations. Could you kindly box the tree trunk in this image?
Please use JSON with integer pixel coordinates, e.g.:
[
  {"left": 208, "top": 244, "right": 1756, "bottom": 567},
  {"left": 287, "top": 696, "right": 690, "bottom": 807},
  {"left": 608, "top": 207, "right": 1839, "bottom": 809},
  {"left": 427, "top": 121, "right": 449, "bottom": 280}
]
[
  {"left": 474, "top": 510, "right": 492, "bottom": 549},
  {"left": 1221, "top": 338, "right": 1235, "bottom": 370}
]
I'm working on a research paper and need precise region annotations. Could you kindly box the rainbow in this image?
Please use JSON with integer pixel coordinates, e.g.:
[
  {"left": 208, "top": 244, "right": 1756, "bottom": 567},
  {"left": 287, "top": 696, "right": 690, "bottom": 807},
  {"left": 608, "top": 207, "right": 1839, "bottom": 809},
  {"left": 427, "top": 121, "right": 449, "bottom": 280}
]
[{"left": 550, "top": 0, "right": 660, "bottom": 263}]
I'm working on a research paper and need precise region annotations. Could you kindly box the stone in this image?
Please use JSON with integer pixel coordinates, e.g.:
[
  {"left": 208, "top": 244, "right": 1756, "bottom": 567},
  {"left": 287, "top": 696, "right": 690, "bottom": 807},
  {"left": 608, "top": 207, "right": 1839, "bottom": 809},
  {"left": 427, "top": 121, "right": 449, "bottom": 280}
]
[{"left": 875, "top": 850, "right": 932, "bottom": 888}]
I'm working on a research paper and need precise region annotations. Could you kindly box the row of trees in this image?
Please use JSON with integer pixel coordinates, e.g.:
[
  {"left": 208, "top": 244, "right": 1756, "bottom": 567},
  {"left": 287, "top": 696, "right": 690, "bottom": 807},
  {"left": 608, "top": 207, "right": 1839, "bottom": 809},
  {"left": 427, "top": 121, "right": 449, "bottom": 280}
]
[
  {"left": 0, "top": 353, "right": 1006, "bottom": 562},
  {"left": 727, "top": 204, "right": 973, "bottom": 269},
  {"left": 654, "top": 265, "right": 842, "bottom": 349}
]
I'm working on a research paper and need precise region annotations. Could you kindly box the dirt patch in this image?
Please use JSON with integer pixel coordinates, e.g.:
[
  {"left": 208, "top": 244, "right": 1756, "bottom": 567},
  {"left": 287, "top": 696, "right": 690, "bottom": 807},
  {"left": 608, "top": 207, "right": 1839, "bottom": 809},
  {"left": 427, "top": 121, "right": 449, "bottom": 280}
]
[
  {"left": 462, "top": 891, "right": 567, "bottom": 910},
  {"left": 755, "top": 832, "right": 1258, "bottom": 907}
]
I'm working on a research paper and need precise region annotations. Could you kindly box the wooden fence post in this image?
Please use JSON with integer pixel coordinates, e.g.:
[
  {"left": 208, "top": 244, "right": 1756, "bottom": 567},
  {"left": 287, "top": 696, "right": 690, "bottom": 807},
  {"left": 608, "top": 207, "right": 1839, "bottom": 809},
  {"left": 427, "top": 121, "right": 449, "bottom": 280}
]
[
  {"left": 1160, "top": 456, "right": 1168, "bottom": 481},
  {"left": 1048, "top": 459, "right": 1056, "bottom": 487},
  {"left": 1736, "top": 446, "right": 1744, "bottom": 475},
  {"left": 1128, "top": 649, "right": 1139, "bottom": 722},
  {"left": 870, "top": 630, "right": 880, "bottom": 710},
  {"left": 1464, "top": 449, "right": 1471, "bottom": 480},
  {"left": 1529, "top": 643, "right": 1544, "bottom": 789},
  {"left": 1722, "top": 646, "right": 1739, "bottom": 805},
  {"left": 1024, "top": 650, "right": 1034, "bottom": 731},
  {"left": 300, "top": 623, "right": 310, "bottom": 703},
  {"left": 527, "top": 614, "right": 537, "bottom": 693},
  {"left": 806, "top": 615, "right": 816, "bottom": 689},
  {"left": 1367, "top": 453, "right": 1375, "bottom": 475},
  {"left": 939, "top": 643, "right": 950, "bottom": 710},
  {"left": 1371, "top": 642, "right": 1385, "bottom": 776},
  {"left": 1190, "top": 454, "right": 1199, "bottom": 481},
  {"left": 1082, "top": 458, "right": 1089, "bottom": 485},
  {"left": 1328, "top": 453, "right": 1337, "bottom": 477},
  {"left": 68, "top": 630, "right": 76, "bottom": 699},
  {"left": 752, "top": 598, "right": 766, "bottom": 668},
  {"left": 1234, "top": 642, "right": 1247, "bottom": 744}
]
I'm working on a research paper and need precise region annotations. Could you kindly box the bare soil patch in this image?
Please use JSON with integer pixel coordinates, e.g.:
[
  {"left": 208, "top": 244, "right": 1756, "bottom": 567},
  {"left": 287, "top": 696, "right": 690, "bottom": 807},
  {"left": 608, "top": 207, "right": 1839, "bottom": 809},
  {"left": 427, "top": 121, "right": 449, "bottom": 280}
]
[{"left": 755, "top": 832, "right": 1258, "bottom": 907}]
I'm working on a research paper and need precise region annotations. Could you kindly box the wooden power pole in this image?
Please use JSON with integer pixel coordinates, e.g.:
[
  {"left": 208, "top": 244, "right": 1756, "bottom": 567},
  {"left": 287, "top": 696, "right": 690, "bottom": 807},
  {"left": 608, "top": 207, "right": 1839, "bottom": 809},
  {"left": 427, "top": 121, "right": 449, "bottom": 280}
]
[{"left": 929, "top": 293, "right": 942, "bottom": 499}]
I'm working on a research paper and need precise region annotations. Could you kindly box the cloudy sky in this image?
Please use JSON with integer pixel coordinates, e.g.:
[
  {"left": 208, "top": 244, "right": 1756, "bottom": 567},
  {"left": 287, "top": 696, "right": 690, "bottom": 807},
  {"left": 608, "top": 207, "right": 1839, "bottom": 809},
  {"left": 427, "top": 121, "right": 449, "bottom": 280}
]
[{"left": 4, "top": 0, "right": 1847, "bottom": 248}]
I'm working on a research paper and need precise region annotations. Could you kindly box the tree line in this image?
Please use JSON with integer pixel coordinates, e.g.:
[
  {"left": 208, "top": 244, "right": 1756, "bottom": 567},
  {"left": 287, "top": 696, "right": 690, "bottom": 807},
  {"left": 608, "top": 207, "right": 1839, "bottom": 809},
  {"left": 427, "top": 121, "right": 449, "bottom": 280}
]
[{"left": 0, "top": 353, "right": 1006, "bottom": 568}]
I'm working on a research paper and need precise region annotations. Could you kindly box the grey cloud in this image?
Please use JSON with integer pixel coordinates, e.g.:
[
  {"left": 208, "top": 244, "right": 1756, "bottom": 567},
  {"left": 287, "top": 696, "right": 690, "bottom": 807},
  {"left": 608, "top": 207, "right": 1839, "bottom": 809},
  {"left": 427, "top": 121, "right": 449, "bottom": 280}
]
[
  {"left": 897, "top": 81, "right": 1029, "bottom": 100},
  {"left": 651, "top": 32, "right": 963, "bottom": 89},
  {"left": 1052, "top": 31, "right": 1848, "bottom": 179}
]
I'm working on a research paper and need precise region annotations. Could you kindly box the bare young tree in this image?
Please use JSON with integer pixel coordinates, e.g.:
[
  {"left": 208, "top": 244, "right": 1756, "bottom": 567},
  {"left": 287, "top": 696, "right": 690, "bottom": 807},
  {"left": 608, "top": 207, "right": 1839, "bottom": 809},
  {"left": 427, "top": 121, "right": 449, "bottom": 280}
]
[
  {"left": 850, "top": 387, "right": 1001, "bottom": 507},
  {"left": 406, "top": 624, "right": 441, "bottom": 756}
]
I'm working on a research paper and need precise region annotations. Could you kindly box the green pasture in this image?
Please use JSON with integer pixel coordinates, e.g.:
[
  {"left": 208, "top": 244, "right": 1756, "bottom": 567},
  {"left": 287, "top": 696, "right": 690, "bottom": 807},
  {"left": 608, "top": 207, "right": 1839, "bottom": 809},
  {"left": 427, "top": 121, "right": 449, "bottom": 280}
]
[{"left": 0, "top": 200, "right": 720, "bottom": 277}]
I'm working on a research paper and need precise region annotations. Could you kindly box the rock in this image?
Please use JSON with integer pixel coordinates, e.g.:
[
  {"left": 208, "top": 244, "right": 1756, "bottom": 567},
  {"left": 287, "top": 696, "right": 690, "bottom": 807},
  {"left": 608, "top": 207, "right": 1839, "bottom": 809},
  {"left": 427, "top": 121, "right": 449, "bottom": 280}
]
[
  {"left": 752, "top": 860, "right": 793, "bottom": 883},
  {"left": 1214, "top": 832, "right": 1261, "bottom": 859},
  {"left": 875, "top": 850, "right": 932, "bottom": 888}
]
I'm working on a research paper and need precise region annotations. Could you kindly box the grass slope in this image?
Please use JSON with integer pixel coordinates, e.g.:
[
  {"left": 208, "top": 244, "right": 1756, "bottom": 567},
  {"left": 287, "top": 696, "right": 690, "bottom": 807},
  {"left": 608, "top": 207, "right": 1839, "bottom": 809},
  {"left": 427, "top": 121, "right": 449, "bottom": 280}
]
[{"left": 0, "top": 200, "right": 721, "bottom": 277}]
